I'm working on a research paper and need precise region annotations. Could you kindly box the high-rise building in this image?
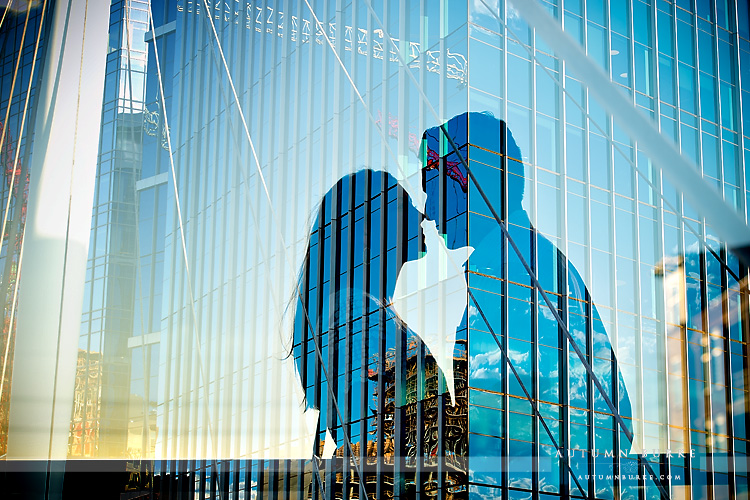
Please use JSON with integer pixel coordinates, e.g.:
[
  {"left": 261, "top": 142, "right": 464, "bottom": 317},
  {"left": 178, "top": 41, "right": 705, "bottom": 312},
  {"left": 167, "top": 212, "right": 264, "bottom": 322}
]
[
  {"left": 72, "top": 0, "right": 173, "bottom": 463},
  {"left": 149, "top": 1, "right": 750, "bottom": 498}
]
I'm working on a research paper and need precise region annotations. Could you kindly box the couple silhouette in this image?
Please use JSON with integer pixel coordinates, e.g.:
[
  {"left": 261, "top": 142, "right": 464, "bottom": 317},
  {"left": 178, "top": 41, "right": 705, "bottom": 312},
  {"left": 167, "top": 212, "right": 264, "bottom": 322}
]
[{"left": 290, "top": 112, "right": 633, "bottom": 477}]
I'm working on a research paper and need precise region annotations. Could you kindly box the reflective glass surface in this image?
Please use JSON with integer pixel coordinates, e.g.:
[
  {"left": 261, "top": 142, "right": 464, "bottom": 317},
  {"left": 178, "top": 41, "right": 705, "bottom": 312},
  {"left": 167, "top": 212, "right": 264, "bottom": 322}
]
[{"left": 3, "top": 0, "right": 750, "bottom": 499}]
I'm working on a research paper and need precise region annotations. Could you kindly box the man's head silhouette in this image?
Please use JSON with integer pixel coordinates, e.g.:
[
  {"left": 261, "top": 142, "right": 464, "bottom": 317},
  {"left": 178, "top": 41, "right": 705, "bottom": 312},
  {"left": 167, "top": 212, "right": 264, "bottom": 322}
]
[{"left": 420, "top": 112, "right": 525, "bottom": 228}]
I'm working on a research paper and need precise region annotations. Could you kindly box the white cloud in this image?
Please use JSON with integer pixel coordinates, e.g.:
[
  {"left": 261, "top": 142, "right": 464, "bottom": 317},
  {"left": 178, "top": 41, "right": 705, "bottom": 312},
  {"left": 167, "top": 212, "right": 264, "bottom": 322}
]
[{"left": 470, "top": 366, "right": 502, "bottom": 380}]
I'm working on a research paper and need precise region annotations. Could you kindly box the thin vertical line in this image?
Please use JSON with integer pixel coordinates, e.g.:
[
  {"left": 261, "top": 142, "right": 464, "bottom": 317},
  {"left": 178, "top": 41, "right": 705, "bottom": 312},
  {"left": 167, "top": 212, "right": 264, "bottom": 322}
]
[{"left": 0, "top": 0, "right": 16, "bottom": 32}]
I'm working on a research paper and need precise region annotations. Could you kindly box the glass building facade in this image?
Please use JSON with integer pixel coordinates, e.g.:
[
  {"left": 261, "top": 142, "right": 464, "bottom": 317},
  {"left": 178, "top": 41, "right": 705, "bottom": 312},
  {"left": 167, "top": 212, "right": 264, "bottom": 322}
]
[
  {"left": 144, "top": 0, "right": 750, "bottom": 498},
  {"left": 71, "top": 0, "right": 174, "bottom": 461},
  {"left": 2, "top": 1, "right": 750, "bottom": 500},
  {"left": 0, "top": 0, "right": 53, "bottom": 457}
]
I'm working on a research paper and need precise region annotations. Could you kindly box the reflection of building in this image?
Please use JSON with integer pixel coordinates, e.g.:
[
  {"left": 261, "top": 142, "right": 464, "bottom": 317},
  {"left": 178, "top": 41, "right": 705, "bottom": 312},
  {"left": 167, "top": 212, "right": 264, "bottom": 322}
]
[
  {"left": 256, "top": 344, "right": 469, "bottom": 500},
  {"left": 68, "top": 349, "right": 103, "bottom": 457},
  {"left": 72, "top": 108, "right": 142, "bottom": 459},
  {"left": 0, "top": 121, "right": 30, "bottom": 458},
  {"left": 71, "top": 0, "right": 171, "bottom": 460},
  {"left": 322, "top": 345, "right": 469, "bottom": 500}
]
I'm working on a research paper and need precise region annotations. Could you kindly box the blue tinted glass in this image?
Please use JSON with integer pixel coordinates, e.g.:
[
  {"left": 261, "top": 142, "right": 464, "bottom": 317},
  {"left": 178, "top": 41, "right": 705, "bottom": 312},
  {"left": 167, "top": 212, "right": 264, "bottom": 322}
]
[
  {"left": 658, "top": 10, "right": 674, "bottom": 58},
  {"left": 677, "top": 21, "right": 695, "bottom": 67},
  {"left": 610, "top": 0, "right": 628, "bottom": 35},
  {"left": 699, "top": 30, "right": 716, "bottom": 73},
  {"left": 587, "top": 0, "right": 605, "bottom": 25}
]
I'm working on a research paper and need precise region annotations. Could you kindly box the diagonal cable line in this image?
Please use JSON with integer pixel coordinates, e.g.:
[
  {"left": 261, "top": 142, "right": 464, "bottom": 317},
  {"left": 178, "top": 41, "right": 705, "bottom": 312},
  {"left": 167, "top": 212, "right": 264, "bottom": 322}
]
[
  {"left": 189, "top": 13, "right": 322, "bottom": 473},
  {"left": 176, "top": 5, "right": 367, "bottom": 496},
  {"left": 179, "top": 0, "right": 329, "bottom": 471},
  {"left": 147, "top": 4, "right": 222, "bottom": 470},
  {"left": 311, "top": 456, "right": 328, "bottom": 499},
  {"left": 192, "top": 1, "right": 379, "bottom": 495},
  {"left": 477, "top": 0, "right": 743, "bottom": 287},
  {"left": 354, "top": 3, "right": 669, "bottom": 497},
  {"left": 298, "top": 0, "right": 425, "bottom": 213},
  {"left": 475, "top": 0, "right": 727, "bottom": 489},
  {"left": 469, "top": 288, "right": 588, "bottom": 497},
  {"left": 147, "top": 15, "right": 230, "bottom": 497},
  {"left": 188, "top": 20, "right": 368, "bottom": 498},
  {"left": 191, "top": 6, "right": 338, "bottom": 491}
]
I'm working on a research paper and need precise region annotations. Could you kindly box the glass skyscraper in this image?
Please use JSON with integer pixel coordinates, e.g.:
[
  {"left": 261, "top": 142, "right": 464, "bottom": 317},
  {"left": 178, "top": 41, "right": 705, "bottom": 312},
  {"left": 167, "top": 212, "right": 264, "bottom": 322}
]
[
  {"left": 72, "top": 0, "right": 174, "bottom": 462},
  {"left": 0, "top": 0, "right": 54, "bottom": 458},
  {"left": 143, "top": 0, "right": 750, "bottom": 498},
  {"left": 3, "top": 1, "right": 750, "bottom": 500}
]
